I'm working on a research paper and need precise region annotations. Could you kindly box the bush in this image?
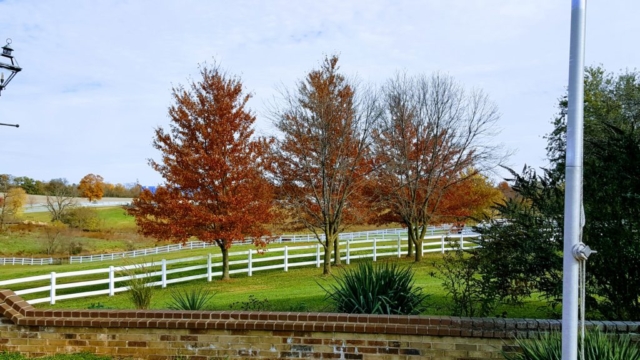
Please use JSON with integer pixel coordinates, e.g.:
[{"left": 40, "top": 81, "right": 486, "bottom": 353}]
[
  {"left": 431, "top": 243, "right": 496, "bottom": 317},
  {"left": 502, "top": 331, "right": 640, "bottom": 360},
  {"left": 321, "top": 261, "right": 428, "bottom": 315},
  {"left": 60, "top": 207, "right": 101, "bottom": 231},
  {"left": 166, "top": 287, "right": 216, "bottom": 311}
]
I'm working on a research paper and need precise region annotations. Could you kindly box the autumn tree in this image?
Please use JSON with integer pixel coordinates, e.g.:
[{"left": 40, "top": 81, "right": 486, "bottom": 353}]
[
  {"left": 268, "top": 55, "right": 380, "bottom": 275},
  {"left": 44, "top": 178, "right": 77, "bottom": 222},
  {"left": 0, "top": 187, "right": 27, "bottom": 228},
  {"left": 78, "top": 174, "right": 105, "bottom": 202},
  {"left": 437, "top": 169, "right": 504, "bottom": 224},
  {"left": 370, "top": 73, "right": 504, "bottom": 262},
  {"left": 127, "top": 63, "right": 276, "bottom": 280}
]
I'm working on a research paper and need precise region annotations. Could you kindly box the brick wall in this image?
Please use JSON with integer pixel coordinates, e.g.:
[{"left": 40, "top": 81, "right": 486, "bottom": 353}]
[{"left": 1, "top": 289, "right": 638, "bottom": 360}]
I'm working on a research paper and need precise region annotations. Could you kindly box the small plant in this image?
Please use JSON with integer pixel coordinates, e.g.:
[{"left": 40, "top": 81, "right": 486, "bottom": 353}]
[
  {"left": 166, "top": 287, "right": 216, "bottom": 311},
  {"left": 502, "top": 330, "right": 640, "bottom": 360},
  {"left": 431, "top": 242, "right": 496, "bottom": 317},
  {"left": 321, "top": 261, "right": 428, "bottom": 315},
  {"left": 87, "top": 302, "right": 109, "bottom": 309},
  {"left": 229, "top": 294, "right": 270, "bottom": 311},
  {"left": 122, "top": 263, "right": 155, "bottom": 310}
]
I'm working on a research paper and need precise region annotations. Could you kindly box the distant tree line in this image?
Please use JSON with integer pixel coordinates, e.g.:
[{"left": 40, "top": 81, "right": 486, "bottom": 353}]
[{"left": 0, "top": 174, "right": 141, "bottom": 198}]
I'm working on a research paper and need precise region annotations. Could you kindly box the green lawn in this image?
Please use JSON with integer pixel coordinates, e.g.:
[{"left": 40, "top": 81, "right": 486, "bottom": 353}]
[
  {"left": 1, "top": 207, "right": 556, "bottom": 319},
  {"left": 8, "top": 253, "right": 553, "bottom": 319}
]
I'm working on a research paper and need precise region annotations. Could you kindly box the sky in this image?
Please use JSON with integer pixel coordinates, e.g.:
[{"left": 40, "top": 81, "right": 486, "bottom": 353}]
[{"left": 1, "top": 0, "right": 639, "bottom": 186}]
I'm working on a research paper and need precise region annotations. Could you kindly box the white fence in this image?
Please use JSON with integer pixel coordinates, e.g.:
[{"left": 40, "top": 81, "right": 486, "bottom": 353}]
[
  {"left": 68, "top": 227, "right": 452, "bottom": 264},
  {"left": 0, "top": 233, "right": 479, "bottom": 305},
  {"left": 0, "top": 257, "right": 56, "bottom": 266}
]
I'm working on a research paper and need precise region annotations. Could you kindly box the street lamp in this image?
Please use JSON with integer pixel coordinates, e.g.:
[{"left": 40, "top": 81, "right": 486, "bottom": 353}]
[{"left": 0, "top": 38, "right": 22, "bottom": 128}]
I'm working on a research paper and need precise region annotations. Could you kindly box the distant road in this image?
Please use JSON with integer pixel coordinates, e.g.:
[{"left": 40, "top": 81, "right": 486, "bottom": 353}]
[{"left": 23, "top": 195, "right": 133, "bottom": 213}]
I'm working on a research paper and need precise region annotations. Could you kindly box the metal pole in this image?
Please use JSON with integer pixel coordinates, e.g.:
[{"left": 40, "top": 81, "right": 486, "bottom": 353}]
[
  {"left": 0, "top": 122, "right": 19, "bottom": 128},
  {"left": 562, "top": 1, "right": 586, "bottom": 359}
]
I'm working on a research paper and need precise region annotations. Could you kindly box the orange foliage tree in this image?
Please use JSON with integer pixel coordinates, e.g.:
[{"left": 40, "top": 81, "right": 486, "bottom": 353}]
[
  {"left": 78, "top": 174, "right": 104, "bottom": 202},
  {"left": 127, "top": 64, "right": 276, "bottom": 280},
  {"left": 437, "top": 169, "right": 505, "bottom": 224},
  {"left": 370, "top": 73, "right": 505, "bottom": 262},
  {"left": 268, "top": 56, "right": 380, "bottom": 275}
]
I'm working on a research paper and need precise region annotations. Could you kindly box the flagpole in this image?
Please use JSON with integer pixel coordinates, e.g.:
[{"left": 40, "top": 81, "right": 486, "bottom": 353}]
[{"left": 562, "top": 0, "right": 586, "bottom": 359}]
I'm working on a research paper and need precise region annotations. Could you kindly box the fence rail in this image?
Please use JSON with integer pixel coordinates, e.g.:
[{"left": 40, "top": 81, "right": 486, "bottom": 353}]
[
  {"left": 68, "top": 227, "right": 456, "bottom": 264},
  {"left": 0, "top": 257, "right": 56, "bottom": 266},
  {"left": 0, "top": 233, "right": 480, "bottom": 305}
]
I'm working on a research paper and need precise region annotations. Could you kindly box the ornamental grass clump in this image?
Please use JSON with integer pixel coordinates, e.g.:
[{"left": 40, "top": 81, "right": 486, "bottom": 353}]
[
  {"left": 502, "top": 330, "right": 640, "bottom": 360},
  {"left": 166, "top": 287, "right": 216, "bottom": 311},
  {"left": 321, "top": 261, "right": 428, "bottom": 315},
  {"left": 123, "top": 264, "right": 155, "bottom": 310}
]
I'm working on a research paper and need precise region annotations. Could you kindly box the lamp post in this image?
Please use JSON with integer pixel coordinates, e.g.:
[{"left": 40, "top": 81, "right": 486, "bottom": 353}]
[{"left": 0, "top": 38, "right": 22, "bottom": 128}]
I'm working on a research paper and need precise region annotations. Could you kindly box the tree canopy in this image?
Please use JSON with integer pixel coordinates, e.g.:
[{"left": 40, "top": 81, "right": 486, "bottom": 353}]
[
  {"left": 477, "top": 66, "right": 640, "bottom": 320},
  {"left": 268, "top": 55, "right": 379, "bottom": 275},
  {"left": 128, "top": 63, "right": 276, "bottom": 280},
  {"left": 370, "top": 73, "right": 504, "bottom": 261}
]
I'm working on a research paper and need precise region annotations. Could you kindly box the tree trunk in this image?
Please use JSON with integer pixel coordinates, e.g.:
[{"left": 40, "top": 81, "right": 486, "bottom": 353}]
[
  {"left": 333, "top": 236, "right": 342, "bottom": 266},
  {"left": 406, "top": 224, "right": 415, "bottom": 257},
  {"left": 413, "top": 238, "right": 423, "bottom": 262},
  {"left": 407, "top": 233, "right": 414, "bottom": 257},
  {"left": 219, "top": 243, "right": 230, "bottom": 280},
  {"left": 323, "top": 241, "right": 332, "bottom": 275}
]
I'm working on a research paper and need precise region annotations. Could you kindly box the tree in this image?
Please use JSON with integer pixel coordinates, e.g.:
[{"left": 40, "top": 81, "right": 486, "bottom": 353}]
[
  {"left": 437, "top": 169, "right": 505, "bottom": 223},
  {"left": 477, "top": 67, "right": 640, "bottom": 320},
  {"left": 13, "top": 176, "right": 38, "bottom": 194},
  {"left": 41, "top": 220, "right": 67, "bottom": 255},
  {"left": 475, "top": 166, "right": 564, "bottom": 308},
  {"left": 370, "top": 73, "right": 504, "bottom": 262},
  {"left": 78, "top": 174, "right": 105, "bottom": 202},
  {"left": 127, "top": 63, "right": 276, "bottom": 281},
  {"left": 582, "top": 124, "right": 640, "bottom": 319},
  {"left": 268, "top": 55, "right": 380, "bottom": 275},
  {"left": 0, "top": 187, "right": 27, "bottom": 228},
  {"left": 44, "top": 178, "right": 77, "bottom": 222}
]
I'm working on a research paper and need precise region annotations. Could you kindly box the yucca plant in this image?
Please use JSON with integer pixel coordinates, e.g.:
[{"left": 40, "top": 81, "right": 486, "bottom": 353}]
[
  {"left": 503, "top": 330, "right": 640, "bottom": 360},
  {"left": 166, "top": 287, "right": 216, "bottom": 311},
  {"left": 321, "top": 261, "right": 428, "bottom": 315}
]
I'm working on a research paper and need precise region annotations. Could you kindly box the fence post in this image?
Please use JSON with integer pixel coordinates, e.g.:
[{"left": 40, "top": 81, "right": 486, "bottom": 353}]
[
  {"left": 441, "top": 235, "right": 445, "bottom": 253},
  {"left": 50, "top": 272, "right": 56, "bottom": 305},
  {"left": 316, "top": 244, "right": 321, "bottom": 268},
  {"left": 346, "top": 241, "right": 351, "bottom": 265},
  {"left": 397, "top": 235, "right": 401, "bottom": 258},
  {"left": 207, "top": 254, "right": 212, "bottom": 282},
  {"left": 460, "top": 234, "right": 464, "bottom": 250},
  {"left": 161, "top": 259, "right": 167, "bottom": 288},
  {"left": 284, "top": 246, "right": 289, "bottom": 272},
  {"left": 108, "top": 266, "right": 115, "bottom": 296},
  {"left": 373, "top": 238, "right": 377, "bottom": 262},
  {"left": 248, "top": 250, "right": 252, "bottom": 277}
]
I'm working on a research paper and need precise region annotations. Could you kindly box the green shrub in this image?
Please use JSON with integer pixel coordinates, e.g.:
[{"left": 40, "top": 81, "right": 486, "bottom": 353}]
[
  {"left": 166, "top": 287, "right": 216, "bottom": 310},
  {"left": 60, "top": 207, "right": 101, "bottom": 231},
  {"left": 431, "top": 243, "right": 496, "bottom": 317},
  {"left": 321, "top": 261, "right": 428, "bottom": 315},
  {"left": 503, "top": 331, "right": 640, "bottom": 360}
]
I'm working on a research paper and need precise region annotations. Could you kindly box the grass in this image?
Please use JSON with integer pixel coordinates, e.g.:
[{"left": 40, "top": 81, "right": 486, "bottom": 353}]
[
  {"left": 16, "top": 254, "right": 553, "bottom": 319},
  {"left": 1, "top": 207, "right": 555, "bottom": 318}
]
